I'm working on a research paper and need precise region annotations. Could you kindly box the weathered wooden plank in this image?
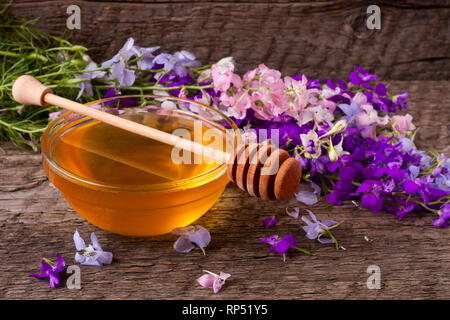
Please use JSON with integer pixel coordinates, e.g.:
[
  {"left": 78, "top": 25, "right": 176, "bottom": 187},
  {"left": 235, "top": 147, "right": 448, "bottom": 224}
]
[
  {"left": 6, "top": 1, "right": 450, "bottom": 80},
  {"left": 0, "top": 81, "right": 449, "bottom": 299}
]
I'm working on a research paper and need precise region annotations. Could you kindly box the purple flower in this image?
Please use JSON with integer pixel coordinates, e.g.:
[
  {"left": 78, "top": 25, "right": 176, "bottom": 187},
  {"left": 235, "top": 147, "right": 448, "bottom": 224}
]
[
  {"left": 263, "top": 216, "right": 277, "bottom": 228},
  {"left": 197, "top": 270, "right": 231, "bottom": 293},
  {"left": 393, "top": 91, "right": 409, "bottom": 110},
  {"left": 413, "top": 175, "right": 448, "bottom": 205},
  {"left": 385, "top": 196, "right": 416, "bottom": 220},
  {"left": 74, "top": 230, "right": 113, "bottom": 266},
  {"left": 349, "top": 71, "right": 361, "bottom": 85},
  {"left": 349, "top": 66, "right": 377, "bottom": 91},
  {"left": 434, "top": 204, "right": 450, "bottom": 228},
  {"left": 76, "top": 60, "right": 105, "bottom": 99},
  {"left": 374, "top": 83, "right": 387, "bottom": 96},
  {"left": 356, "top": 180, "right": 385, "bottom": 213},
  {"left": 260, "top": 234, "right": 314, "bottom": 260},
  {"left": 403, "top": 180, "right": 419, "bottom": 194},
  {"left": 153, "top": 50, "right": 200, "bottom": 77},
  {"left": 30, "top": 254, "right": 66, "bottom": 288},
  {"left": 295, "top": 190, "right": 318, "bottom": 205},
  {"left": 134, "top": 45, "right": 160, "bottom": 70},
  {"left": 172, "top": 225, "right": 211, "bottom": 254},
  {"left": 301, "top": 210, "right": 339, "bottom": 245},
  {"left": 101, "top": 37, "right": 138, "bottom": 86},
  {"left": 103, "top": 88, "right": 136, "bottom": 107},
  {"left": 326, "top": 179, "right": 355, "bottom": 206},
  {"left": 338, "top": 102, "right": 360, "bottom": 123},
  {"left": 259, "top": 234, "right": 297, "bottom": 254}
]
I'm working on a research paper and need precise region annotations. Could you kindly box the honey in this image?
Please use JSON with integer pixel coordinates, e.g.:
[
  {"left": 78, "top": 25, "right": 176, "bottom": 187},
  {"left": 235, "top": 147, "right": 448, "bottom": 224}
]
[{"left": 42, "top": 111, "right": 231, "bottom": 236}]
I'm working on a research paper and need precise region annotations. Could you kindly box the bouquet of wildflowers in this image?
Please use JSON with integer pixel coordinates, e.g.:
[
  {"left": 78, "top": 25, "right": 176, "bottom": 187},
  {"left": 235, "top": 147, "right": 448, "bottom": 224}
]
[
  {"left": 3, "top": 27, "right": 449, "bottom": 228},
  {"left": 206, "top": 60, "right": 449, "bottom": 228}
]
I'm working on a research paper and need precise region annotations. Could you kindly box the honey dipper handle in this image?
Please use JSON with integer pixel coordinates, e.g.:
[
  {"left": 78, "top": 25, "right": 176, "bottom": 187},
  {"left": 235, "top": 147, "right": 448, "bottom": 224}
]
[{"left": 12, "top": 75, "right": 230, "bottom": 163}]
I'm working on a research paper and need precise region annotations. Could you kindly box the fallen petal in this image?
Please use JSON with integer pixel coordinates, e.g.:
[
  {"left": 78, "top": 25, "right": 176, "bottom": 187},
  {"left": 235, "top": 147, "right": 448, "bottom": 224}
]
[
  {"left": 295, "top": 191, "right": 318, "bottom": 205},
  {"left": 97, "top": 251, "right": 113, "bottom": 265},
  {"left": 320, "top": 219, "right": 339, "bottom": 228},
  {"left": 219, "top": 272, "right": 231, "bottom": 281},
  {"left": 263, "top": 216, "right": 277, "bottom": 228},
  {"left": 188, "top": 226, "right": 211, "bottom": 248},
  {"left": 173, "top": 235, "right": 196, "bottom": 253},
  {"left": 90, "top": 232, "right": 103, "bottom": 251},
  {"left": 286, "top": 207, "right": 299, "bottom": 219},
  {"left": 317, "top": 236, "right": 336, "bottom": 244},
  {"left": 55, "top": 254, "right": 66, "bottom": 272},
  {"left": 73, "top": 229, "right": 86, "bottom": 251},
  {"left": 212, "top": 278, "right": 224, "bottom": 293},
  {"left": 197, "top": 274, "right": 216, "bottom": 288}
]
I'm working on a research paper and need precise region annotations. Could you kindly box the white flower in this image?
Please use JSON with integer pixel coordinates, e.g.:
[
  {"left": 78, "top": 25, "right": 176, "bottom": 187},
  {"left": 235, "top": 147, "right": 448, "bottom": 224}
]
[
  {"left": 73, "top": 230, "right": 113, "bottom": 266},
  {"left": 300, "top": 130, "right": 321, "bottom": 159}
]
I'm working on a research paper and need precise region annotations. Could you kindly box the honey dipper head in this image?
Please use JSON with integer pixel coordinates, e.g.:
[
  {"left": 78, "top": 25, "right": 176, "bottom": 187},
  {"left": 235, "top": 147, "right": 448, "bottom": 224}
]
[
  {"left": 226, "top": 143, "right": 302, "bottom": 201},
  {"left": 12, "top": 75, "right": 53, "bottom": 107}
]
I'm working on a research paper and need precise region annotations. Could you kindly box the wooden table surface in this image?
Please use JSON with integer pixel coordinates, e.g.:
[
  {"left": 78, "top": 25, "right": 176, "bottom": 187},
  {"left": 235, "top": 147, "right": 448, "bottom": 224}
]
[{"left": 0, "top": 81, "right": 449, "bottom": 300}]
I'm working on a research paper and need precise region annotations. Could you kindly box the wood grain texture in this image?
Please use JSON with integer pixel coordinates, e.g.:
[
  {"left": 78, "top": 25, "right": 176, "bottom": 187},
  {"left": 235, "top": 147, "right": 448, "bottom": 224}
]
[
  {"left": 0, "top": 81, "right": 449, "bottom": 299},
  {"left": 7, "top": 0, "right": 450, "bottom": 80}
]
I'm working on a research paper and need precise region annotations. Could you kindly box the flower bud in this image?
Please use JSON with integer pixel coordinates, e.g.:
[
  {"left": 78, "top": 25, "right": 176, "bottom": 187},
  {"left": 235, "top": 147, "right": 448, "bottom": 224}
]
[
  {"left": 327, "top": 119, "right": 348, "bottom": 136},
  {"left": 328, "top": 139, "right": 338, "bottom": 162}
]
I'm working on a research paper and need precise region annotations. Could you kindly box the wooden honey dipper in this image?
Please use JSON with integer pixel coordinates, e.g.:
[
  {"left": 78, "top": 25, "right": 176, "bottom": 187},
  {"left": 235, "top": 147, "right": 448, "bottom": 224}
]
[{"left": 12, "top": 75, "right": 302, "bottom": 200}]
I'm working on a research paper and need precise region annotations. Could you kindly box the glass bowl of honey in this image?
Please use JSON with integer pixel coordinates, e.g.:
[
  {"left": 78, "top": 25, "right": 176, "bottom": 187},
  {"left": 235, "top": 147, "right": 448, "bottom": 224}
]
[{"left": 41, "top": 95, "right": 240, "bottom": 236}]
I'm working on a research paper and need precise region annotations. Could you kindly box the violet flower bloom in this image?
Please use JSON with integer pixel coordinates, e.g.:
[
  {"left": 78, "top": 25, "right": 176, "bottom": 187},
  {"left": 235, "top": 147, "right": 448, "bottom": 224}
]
[
  {"left": 30, "top": 254, "right": 66, "bottom": 288},
  {"left": 301, "top": 209, "right": 339, "bottom": 245},
  {"left": 295, "top": 191, "right": 318, "bottom": 205},
  {"left": 197, "top": 270, "right": 231, "bottom": 294},
  {"left": 134, "top": 45, "right": 160, "bottom": 70},
  {"left": 103, "top": 87, "right": 136, "bottom": 107},
  {"left": 295, "top": 181, "right": 321, "bottom": 205},
  {"left": 153, "top": 50, "right": 200, "bottom": 77},
  {"left": 349, "top": 66, "right": 377, "bottom": 89},
  {"left": 356, "top": 180, "right": 385, "bottom": 213},
  {"left": 338, "top": 102, "right": 360, "bottom": 123},
  {"left": 172, "top": 225, "right": 211, "bottom": 254},
  {"left": 101, "top": 37, "right": 138, "bottom": 87},
  {"left": 76, "top": 60, "right": 105, "bottom": 99},
  {"left": 73, "top": 230, "right": 113, "bottom": 266},
  {"left": 263, "top": 216, "right": 277, "bottom": 228},
  {"left": 434, "top": 204, "right": 450, "bottom": 228},
  {"left": 260, "top": 234, "right": 314, "bottom": 260},
  {"left": 259, "top": 234, "right": 297, "bottom": 254}
]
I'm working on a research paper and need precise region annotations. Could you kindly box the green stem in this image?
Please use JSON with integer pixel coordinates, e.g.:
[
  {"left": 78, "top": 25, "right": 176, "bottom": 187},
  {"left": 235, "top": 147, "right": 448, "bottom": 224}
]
[
  {"left": 392, "top": 192, "right": 439, "bottom": 214},
  {"left": 290, "top": 246, "right": 316, "bottom": 256}
]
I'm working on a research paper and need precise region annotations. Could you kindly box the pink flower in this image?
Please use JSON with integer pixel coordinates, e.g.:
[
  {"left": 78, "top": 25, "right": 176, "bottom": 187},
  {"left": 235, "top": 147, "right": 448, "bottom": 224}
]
[
  {"left": 317, "top": 99, "right": 337, "bottom": 114},
  {"left": 48, "top": 111, "right": 64, "bottom": 121},
  {"left": 219, "top": 91, "right": 236, "bottom": 107},
  {"left": 234, "top": 89, "right": 251, "bottom": 113},
  {"left": 243, "top": 68, "right": 257, "bottom": 83},
  {"left": 360, "top": 124, "right": 377, "bottom": 140},
  {"left": 220, "top": 90, "right": 250, "bottom": 119},
  {"left": 197, "top": 270, "right": 231, "bottom": 293},
  {"left": 230, "top": 73, "right": 244, "bottom": 89},
  {"left": 352, "top": 92, "right": 368, "bottom": 106},
  {"left": 392, "top": 114, "right": 415, "bottom": 133},
  {"left": 257, "top": 64, "right": 282, "bottom": 87},
  {"left": 211, "top": 57, "right": 235, "bottom": 92}
]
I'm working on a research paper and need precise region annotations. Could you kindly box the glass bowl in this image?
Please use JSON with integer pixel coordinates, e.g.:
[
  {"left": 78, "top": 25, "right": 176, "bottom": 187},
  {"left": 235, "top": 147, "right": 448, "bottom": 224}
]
[{"left": 41, "top": 95, "right": 240, "bottom": 236}]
